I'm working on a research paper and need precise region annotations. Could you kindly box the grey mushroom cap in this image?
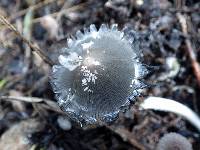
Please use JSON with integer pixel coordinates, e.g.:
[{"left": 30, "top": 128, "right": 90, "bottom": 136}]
[
  {"left": 156, "top": 132, "right": 193, "bottom": 150},
  {"left": 50, "top": 24, "right": 148, "bottom": 125}
]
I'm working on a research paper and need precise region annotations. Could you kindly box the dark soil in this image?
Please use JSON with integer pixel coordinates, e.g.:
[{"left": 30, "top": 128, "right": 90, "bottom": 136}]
[{"left": 0, "top": 0, "right": 200, "bottom": 149}]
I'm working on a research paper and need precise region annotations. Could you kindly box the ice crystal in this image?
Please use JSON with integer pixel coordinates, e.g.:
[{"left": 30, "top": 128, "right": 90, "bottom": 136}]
[{"left": 50, "top": 24, "right": 149, "bottom": 125}]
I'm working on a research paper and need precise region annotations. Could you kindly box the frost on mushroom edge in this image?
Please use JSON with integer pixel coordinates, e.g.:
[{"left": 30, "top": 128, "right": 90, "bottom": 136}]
[{"left": 50, "top": 24, "right": 149, "bottom": 125}]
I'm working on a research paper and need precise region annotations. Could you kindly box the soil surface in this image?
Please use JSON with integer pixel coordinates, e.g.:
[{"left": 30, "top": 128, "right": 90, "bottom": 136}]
[{"left": 0, "top": 0, "right": 200, "bottom": 150}]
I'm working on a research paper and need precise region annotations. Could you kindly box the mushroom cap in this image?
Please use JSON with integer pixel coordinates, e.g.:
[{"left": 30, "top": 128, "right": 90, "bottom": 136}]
[
  {"left": 50, "top": 24, "right": 148, "bottom": 125},
  {"left": 156, "top": 132, "right": 193, "bottom": 150}
]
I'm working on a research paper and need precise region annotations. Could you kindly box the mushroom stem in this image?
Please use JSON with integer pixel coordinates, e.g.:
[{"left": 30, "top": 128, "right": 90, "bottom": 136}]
[{"left": 140, "top": 96, "right": 200, "bottom": 132}]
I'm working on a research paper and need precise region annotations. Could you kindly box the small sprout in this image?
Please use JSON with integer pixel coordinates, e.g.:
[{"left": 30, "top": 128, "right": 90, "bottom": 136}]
[
  {"left": 156, "top": 132, "right": 192, "bottom": 150},
  {"left": 166, "top": 57, "right": 180, "bottom": 78},
  {"left": 158, "top": 56, "right": 180, "bottom": 80},
  {"left": 0, "top": 79, "right": 7, "bottom": 90},
  {"left": 140, "top": 96, "right": 200, "bottom": 131},
  {"left": 50, "top": 24, "right": 149, "bottom": 125}
]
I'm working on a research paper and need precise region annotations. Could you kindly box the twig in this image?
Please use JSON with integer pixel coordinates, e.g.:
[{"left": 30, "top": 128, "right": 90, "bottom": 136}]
[
  {"left": 32, "top": 1, "right": 89, "bottom": 24},
  {"left": 106, "top": 126, "right": 145, "bottom": 150},
  {"left": 0, "top": 2, "right": 89, "bottom": 30},
  {"left": 0, "top": 95, "right": 45, "bottom": 103},
  {"left": 147, "top": 117, "right": 182, "bottom": 144},
  {"left": 8, "top": 0, "right": 64, "bottom": 21},
  {"left": 177, "top": 13, "right": 200, "bottom": 87},
  {"left": 0, "top": 15, "right": 54, "bottom": 66},
  {"left": 0, "top": 95, "right": 64, "bottom": 114}
]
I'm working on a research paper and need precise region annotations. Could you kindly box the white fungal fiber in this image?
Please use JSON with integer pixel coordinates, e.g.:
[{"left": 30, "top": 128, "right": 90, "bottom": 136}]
[
  {"left": 140, "top": 97, "right": 200, "bottom": 132},
  {"left": 50, "top": 24, "right": 149, "bottom": 125}
]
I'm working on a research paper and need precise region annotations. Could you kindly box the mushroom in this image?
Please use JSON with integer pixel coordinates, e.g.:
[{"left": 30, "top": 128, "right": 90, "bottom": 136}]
[{"left": 50, "top": 24, "right": 149, "bottom": 125}]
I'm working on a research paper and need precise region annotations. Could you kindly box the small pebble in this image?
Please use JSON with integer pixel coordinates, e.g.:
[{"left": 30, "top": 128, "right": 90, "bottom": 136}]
[{"left": 57, "top": 116, "right": 72, "bottom": 130}]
